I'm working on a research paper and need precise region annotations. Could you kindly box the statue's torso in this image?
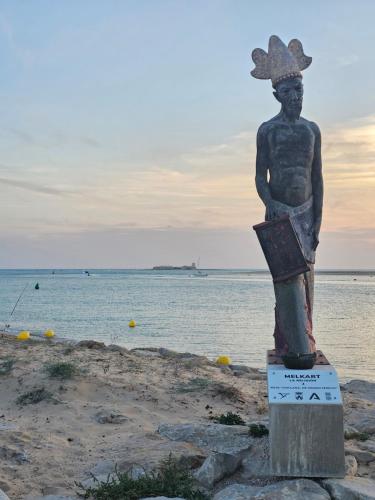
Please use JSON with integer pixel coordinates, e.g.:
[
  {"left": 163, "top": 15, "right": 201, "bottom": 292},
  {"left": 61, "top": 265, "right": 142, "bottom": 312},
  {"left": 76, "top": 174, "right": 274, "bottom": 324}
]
[{"left": 264, "top": 117, "right": 315, "bottom": 207}]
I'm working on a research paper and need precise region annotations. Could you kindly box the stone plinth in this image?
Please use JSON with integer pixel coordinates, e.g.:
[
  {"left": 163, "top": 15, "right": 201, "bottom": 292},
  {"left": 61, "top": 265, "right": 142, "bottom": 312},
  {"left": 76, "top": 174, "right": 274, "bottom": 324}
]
[{"left": 267, "top": 351, "right": 345, "bottom": 477}]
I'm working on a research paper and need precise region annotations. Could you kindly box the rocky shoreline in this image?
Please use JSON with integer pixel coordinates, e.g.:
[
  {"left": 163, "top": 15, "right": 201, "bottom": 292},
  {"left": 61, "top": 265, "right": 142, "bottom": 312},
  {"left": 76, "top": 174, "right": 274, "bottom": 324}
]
[{"left": 0, "top": 333, "right": 375, "bottom": 499}]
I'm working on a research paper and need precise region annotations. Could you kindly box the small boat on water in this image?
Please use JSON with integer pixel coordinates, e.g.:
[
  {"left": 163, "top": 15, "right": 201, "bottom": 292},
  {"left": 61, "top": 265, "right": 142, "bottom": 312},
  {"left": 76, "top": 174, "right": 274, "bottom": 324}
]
[{"left": 191, "top": 258, "right": 208, "bottom": 277}]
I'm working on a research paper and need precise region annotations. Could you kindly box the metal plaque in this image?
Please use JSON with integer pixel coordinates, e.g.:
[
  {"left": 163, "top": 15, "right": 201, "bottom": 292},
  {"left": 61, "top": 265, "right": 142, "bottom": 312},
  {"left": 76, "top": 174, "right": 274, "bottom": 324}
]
[{"left": 268, "top": 365, "right": 342, "bottom": 405}]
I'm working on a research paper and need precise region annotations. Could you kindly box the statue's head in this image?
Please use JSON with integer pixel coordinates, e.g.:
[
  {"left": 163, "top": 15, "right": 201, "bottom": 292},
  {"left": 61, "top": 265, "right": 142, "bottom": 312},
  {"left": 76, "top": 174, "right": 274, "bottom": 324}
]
[
  {"left": 250, "top": 36, "right": 311, "bottom": 119},
  {"left": 273, "top": 76, "right": 303, "bottom": 120}
]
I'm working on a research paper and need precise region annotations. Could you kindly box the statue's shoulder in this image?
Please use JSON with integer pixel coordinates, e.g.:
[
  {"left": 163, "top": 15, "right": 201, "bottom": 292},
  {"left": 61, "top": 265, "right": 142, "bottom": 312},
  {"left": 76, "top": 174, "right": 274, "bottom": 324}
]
[
  {"left": 301, "top": 117, "right": 321, "bottom": 137},
  {"left": 257, "top": 117, "right": 279, "bottom": 137}
]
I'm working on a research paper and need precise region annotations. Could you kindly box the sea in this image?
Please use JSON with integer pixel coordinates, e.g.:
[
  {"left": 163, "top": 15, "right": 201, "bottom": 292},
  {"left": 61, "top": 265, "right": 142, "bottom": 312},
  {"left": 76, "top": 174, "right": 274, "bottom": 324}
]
[{"left": 0, "top": 269, "right": 374, "bottom": 382}]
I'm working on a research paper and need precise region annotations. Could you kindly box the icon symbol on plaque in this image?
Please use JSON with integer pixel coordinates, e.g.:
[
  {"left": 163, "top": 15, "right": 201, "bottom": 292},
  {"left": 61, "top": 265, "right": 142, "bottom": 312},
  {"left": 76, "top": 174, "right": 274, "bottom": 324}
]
[
  {"left": 325, "top": 392, "right": 332, "bottom": 401},
  {"left": 295, "top": 392, "right": 303, "bottom": 400},
  {"left": 278, "top": 392, "right": 289, "bottom": 399},
  {"left": 309, "top": 393, "right": 320, "bottom": 401}
]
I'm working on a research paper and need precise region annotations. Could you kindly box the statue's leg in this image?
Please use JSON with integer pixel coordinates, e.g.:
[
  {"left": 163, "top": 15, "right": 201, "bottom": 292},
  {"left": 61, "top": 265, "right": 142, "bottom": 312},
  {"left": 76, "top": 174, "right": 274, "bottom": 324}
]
[
  {"left": 304, "top": 264, "right": 316, "bottom": 351},
  {"left": 273, "top": 266, "right": 316, "bottom": 354}
]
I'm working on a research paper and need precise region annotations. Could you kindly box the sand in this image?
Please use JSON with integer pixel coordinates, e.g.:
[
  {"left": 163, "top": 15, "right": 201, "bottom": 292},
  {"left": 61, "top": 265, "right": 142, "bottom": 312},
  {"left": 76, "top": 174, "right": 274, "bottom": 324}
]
[{"left": 0, "top": 334, "right": 267, "bottom": 499}]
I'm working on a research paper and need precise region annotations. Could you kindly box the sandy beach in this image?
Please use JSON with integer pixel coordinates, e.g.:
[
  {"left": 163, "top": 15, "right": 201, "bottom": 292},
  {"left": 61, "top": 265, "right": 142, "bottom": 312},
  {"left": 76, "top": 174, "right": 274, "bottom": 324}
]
[
  {"left": 0, "top": 334, "right": 266, "bottom": 499},
  {"left": 1, "top": 333, "right": 375, "bottom": 499}
]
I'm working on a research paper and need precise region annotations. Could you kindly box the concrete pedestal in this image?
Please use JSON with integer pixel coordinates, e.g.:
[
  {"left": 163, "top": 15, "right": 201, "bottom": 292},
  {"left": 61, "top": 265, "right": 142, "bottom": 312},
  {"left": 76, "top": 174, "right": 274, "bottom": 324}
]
[{"left": 267, "top": 351, "right": 345, "bottom": 477}]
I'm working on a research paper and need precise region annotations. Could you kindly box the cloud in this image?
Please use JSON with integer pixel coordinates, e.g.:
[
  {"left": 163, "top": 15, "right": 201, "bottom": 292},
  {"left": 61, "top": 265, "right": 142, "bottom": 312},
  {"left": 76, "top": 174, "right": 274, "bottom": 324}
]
[
  {"left": 1, "top": 114, "right": 375, "bottom": 241},
  {"left": 8, "top": 128, "right": 35, "bottom": 144},
  {"left": 322, "top": 115, "right": 375, "bottom": 231},
  {"left": 0, "top": 177, "right": 67, "bottom": 196}
]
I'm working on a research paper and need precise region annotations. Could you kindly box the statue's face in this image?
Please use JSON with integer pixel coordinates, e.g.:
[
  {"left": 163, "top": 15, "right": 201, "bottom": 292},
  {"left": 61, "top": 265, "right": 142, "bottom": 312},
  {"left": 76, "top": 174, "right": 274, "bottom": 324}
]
[{"left": 274, "top": 77, "right": 303, "bottom": 118}]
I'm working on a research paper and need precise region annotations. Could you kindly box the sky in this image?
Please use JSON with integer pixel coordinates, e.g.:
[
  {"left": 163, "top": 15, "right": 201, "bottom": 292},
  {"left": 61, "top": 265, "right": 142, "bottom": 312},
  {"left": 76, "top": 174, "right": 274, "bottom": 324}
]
[{"left": 0, "top": 0, "right": 375, "bottom": 268}]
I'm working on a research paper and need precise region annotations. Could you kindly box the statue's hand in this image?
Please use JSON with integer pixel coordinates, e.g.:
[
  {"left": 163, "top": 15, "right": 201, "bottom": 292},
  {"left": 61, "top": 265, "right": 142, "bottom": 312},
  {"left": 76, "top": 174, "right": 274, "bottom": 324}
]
[{"left": 310, "top": 222, "right": 321, "bottom": 250}]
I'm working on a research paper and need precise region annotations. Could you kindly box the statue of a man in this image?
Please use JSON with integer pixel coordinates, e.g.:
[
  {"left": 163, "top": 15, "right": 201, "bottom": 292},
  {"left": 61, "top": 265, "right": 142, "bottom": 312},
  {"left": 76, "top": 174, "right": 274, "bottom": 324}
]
[{"left": 251, "top": 36, "right": 323, "bottom": 368}]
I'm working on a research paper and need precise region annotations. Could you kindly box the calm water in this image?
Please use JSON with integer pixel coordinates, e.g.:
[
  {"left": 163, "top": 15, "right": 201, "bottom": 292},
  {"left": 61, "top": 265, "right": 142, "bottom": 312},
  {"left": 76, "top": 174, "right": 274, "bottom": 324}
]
[{"left": 0, "top": 269, "right": 374, "bottom": 382}]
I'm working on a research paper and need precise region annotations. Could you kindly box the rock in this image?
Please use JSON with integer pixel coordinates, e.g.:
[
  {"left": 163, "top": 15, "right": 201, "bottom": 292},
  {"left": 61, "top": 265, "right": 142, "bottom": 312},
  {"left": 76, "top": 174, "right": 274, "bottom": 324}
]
[
  {"left": 219, "top": 366, "right": 233, "bottom": 375},
  {"left": 214, "top": 484, "right": 261, "bottom": 500},
  {"left": 194, "top": 452, "right": 243, "bottom": 488},
  {"left": 322, "top": 477, "right": 375, "bottom": 499},
  {"left": 345, "top": 447, "right": 375, "bottom": 465},
  {"left": 158, "top": 423, "right": 253, "bottom": 454},
  {"left": 0, "top": 422, "right": 17, "bottom": 431},
  {"left": 344, "top": 380, "right": 375, "bottom": 402},
  {"left": 79, "top": 473, "right": 117, "bottom": 489},
  {"left": 345, "top": 455, "right": 358, "bottom": 476},
  {"left": 0, "top": 489, "right": 10, "bottom": 500},
  {"left": 88, "top": 459, "right": 116, "bottom": 476},
  {"left": 253, "top": 479, "right": 329, "bottom": 499},
  {"left": 77, "top": 340, "right": 105, "bottom": 349},
  {"left": 176, "top": 453, "right": 206, "bottom": 470},
  {"left": 158, "top": 348, "right": 202, "bottom": 359},
  {"left": 0, "top": 445, "right": 28, "bottom": 464},
  {"left": 82, "top": 464, "right": 146, "bottom": 488},
  {"left": 128, "top": 465, "right": 147, "bottom": 480},
  {"left": 354, "top": 416, "right": 375, "bottom": 435},
  {"left": 229, "top": 365, "right": 266, "bottom": 380},
  {"left": 359, "top": 440, "right": 375, "bottom": 453},
  {"left": 106, "top": 344, "right": 128, "bottom": 353},
  {"left": 94, "top": 410, "right": 128, "bottom": 424},
  {"left": 132, "top": 349, "right": 161, "bottom": 358},
  {"left": 24, "top": 496, "right": 78, "bottom": 500},
  {"left": 214, "top": 479, "right": 329, "bottom": 500},
  {"left": 229, "top": 364, "right": 253, "bottom": 373},
  {"left": 241, "top": 436, "right": 270, "bottom": 477},
  {"left": 141, "top": 497, "right": 186, "bottom": 500}
]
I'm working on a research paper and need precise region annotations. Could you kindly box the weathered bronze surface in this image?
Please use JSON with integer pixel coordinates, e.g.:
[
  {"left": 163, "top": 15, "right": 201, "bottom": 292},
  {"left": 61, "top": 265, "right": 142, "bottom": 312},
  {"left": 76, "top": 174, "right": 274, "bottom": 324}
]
[{"left": 251, "top": 36, "right": 323, "bottom": 367}]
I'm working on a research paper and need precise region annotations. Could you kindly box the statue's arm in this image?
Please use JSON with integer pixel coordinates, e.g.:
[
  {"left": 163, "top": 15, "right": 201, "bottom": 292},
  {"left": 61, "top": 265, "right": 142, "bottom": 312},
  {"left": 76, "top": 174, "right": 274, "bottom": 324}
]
[
  {"left": 255, "top": 124, "right": 276, "bottom": 218},
  {"left": 311, "top": 122, "right": 323, "bottom": 249}
]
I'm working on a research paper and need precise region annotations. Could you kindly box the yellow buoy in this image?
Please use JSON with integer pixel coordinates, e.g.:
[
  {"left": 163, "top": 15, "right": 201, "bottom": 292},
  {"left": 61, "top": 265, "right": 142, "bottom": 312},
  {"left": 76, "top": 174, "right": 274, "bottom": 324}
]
[
  {"left": 216, "top": 355, "right": 231, "bottom": 366},
  {"left": 128, "top": 320, "right": 136, "bottom": 328},
  {"left": 17, "top": 331, "right": 30, "bottom": 341},
  {"left": 44, "top": 329, "right": 55, "bottom": 338}
]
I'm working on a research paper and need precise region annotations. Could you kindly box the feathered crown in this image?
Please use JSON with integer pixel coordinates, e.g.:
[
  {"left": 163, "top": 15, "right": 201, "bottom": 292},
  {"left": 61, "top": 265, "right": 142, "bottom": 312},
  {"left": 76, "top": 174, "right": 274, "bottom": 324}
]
[{"left": 251, "top": 35, "right": 312, "bottom": 88}]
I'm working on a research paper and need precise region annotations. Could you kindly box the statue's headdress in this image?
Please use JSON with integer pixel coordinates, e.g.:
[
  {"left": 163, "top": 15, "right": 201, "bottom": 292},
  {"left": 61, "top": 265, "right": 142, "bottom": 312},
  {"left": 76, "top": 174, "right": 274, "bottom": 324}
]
[{"left": 251, "top": 35, "right": 312, "bottom": 88}]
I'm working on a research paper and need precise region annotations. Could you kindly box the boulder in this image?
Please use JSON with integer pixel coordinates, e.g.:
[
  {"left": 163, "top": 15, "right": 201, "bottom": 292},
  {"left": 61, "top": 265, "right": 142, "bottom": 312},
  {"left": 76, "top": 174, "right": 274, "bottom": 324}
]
[
  {"left": 354, "top": 416, "right": 375, "bottom": 435},
  {"left": 24, "top": 496, "right": 78, "bottom": 500},
  {"left": 322, "top": 477, "right": 375, "bottom": 499},
  {"left": 132, "top": 349, "right": 161, "bottom": 358},
  {"left": 241, "top": 436, "right": 270, "bottom": 478},
  {"left": 359, "top": 440, "right": 375, "bottom": 453},
  {"left": 194, "top": 452, "right": 243, "bottom": 488},
  {"left": 141, "top": 498, "right": 186, "bottom": 500},
  {"left": 0, "top": 490, "right": 9, "bottom": 500},
  {"left": 214, "top": 479, "right": 329, "bottom": 499},
  {"left": 345, "top": 455, "right": 358, "bottom": 476},
  {"left": 106, "top": 344, "right": 128, "bottom": 353},
  {"left": 343, "top": 380, "right": 375, "bottom": 402},
  {"left": 158, "top": 423, "right": 252, "bottom": 454},
  {"left": 213, "top": 483, "right": 260, "bottom": 499},
  {"left": 251, "top": 479, "right": 330, "bottom": 499},
  {"left": 77, "top": 340, "right": 105, "bottom": 349},
  {"left": 345, "top": 447, "right": 375, "bottom": 465},
  {"left": 88, "top": 459, "right": 116, "bottom": 476},
  {"left": 79, "top": 473, "right": 117, "bottom": 489}
]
